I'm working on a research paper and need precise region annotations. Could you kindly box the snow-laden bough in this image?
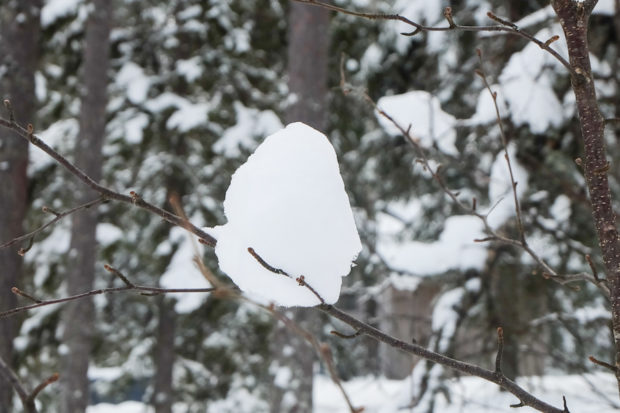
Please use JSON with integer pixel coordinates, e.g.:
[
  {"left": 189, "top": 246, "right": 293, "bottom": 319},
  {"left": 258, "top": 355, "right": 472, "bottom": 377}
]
[{"left": 209, "top": 122, "right": 362, "bottom": 307}]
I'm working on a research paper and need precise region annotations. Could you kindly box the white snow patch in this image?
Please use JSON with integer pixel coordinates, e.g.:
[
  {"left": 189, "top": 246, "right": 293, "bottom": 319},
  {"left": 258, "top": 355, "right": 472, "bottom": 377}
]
[
  {"left": 214, "top": 102, "right": 283, "bottom": 157},
  {"left": 124, "top": 112, "right": 148, "bottom": 144},
  {"left": 210, "top": 123, "right": 362, "bottom": 307},
  {"left": 87, "top": 401, "right": 153, "bottom": 413},
  {"left": 88, "top": 366, "right": 123, "bottom": 381},
  {"left": 487, "top": 143, "right": 529, "bottom": 230},
  {"left": 159, "top": 227, "right": 211, "bottom": 313},
  {"left": 41, "top": 0, "right": 82, "bottom": 27},
  {"left": 117, "top": 62, "right": 150, "bottom": 104},
  {"left": 432, "top": 288, "right": 464, "bottom": 351},
  {"left": 474, "top": 27, "right": 567, "bottom": 133},
  {"left": 377, "top": 91, "right": 458, "bottom": 156},
  {"left": 96, "top": 223, "right": 123, "bottom": 247},
  {"left": 274, "top": 366, "right": 293, "bottom": 388},
  {"left": 392, "top": 0, "right": 442, "bottom": 52},
  {"left": 176, "top": 57, "right": 203, "bottom": 83},
  {"left": 167, "top": 101, "right": 210, "bottom": 132},
  {"left": 30, "top": 118, "right": 78, "bottom": 171},
  {"left": 594, "top": 0, "right": 615, "bottom": 14},
  {"left": 377, "top": 215, "right": 487, "bottom": 275},
  {"left": 314, "top": 373, "right": 618, "bottom": 413}
]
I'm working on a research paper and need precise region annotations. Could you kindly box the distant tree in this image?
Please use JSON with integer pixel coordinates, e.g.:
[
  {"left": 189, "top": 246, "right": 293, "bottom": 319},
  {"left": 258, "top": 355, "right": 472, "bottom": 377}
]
[
  {"left": 60, "top": 0, "right": 111, "bottom": 411},
  {"left": 0, "top": 1, "right": 41, "bottom": 411}
]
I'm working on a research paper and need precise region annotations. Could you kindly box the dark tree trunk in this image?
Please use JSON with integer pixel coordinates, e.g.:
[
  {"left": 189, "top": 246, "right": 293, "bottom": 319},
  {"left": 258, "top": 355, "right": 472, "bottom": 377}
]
[
  {"left": 551, "top": 0, "right": 620, "bottom": 394},
  {"left": 285, "top": 3, "right": 330, "bottom": 131},
  {"left": 152, "top": 297, "right": 176, "bottom": 413},
  {"left": 0, "top": 1, "right": 41, "bottom": 412},
  {"left": 270, "top": 4, "right": 330, "bottom": 413},
  {"left": 60, "top": 0, "right": 111, "bottom": 411}
]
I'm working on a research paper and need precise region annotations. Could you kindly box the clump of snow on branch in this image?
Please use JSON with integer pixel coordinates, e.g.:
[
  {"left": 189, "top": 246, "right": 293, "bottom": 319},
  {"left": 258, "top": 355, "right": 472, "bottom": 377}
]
[
  {"left": 376, "top": 91, "right": 458, "bottom": 156},
  {"left": 210, "top": 122, "right": 362, "bottom": 307}
]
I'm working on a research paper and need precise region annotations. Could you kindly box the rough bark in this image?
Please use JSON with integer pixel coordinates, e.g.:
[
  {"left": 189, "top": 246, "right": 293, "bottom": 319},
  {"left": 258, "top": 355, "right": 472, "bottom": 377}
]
[
  {"left": 0, "top": 1, "right": 41, "bottom": 411},
  {"left": 551, "top": 0, "right": 620, "bottom": 393},
  {"left": 60, "top": 0, "right": 111, "bottom": 411},
  {"left": 153, "top": 297, "right": 176, "bottom": 413},
  {"left": 269, "top": 4, "right": 330, "bottom": 413}
]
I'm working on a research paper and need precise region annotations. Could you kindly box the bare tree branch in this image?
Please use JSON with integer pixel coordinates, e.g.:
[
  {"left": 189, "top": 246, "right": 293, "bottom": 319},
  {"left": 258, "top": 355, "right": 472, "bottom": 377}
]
[
  {"left": 0, "top": 264, "right": 216, "bottom": 319},
  {"left": 0, "top": 113, "right": 217, "bottom": 247},
  {"left": 319, "top": 304, "right": 567, "bottom": 413},
  {"left": 0, "top": 197, "right": 105, "bottom": 251},
  {"left": 291, "top": 1, "right": 573, "bottom": 73},
  {"left": 0, "top": 355, "right": 58, "bottom": 413}
]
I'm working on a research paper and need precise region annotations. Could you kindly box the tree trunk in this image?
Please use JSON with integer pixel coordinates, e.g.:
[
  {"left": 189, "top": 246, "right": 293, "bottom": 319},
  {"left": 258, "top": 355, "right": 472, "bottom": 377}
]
[
  {"left": 60, "top": 0, "right": 111, "bottom": 411},
  {"left": 0, "top": 1, "right": 41, "bottom": 411},
  {"left": 270, "top": 4, "right": 330, "bottom": 413},
  {"left": 551, "top": 0, "right": 620, "bottom": 394},
  {"left": 285, "top": 3, "right": 330, "bottom": 130},
  {"left": 152, "top": 297, "right": 176, "bottom": 413}
]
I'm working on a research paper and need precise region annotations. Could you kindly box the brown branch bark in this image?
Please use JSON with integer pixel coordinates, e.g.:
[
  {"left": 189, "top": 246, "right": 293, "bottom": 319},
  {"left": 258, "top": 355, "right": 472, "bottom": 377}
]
[
  {"left": 551, "top": 0, "right": 620, "bottom": 395},
  {"left": 319, "top": 304, "right": 566, "bottom": 413},
  {"left": 0, "top": 116, "right": 217, "bottom": 247},
  {"left": 0, "top": 355, "right": 57, "bottom": 413},
  {"left": 291, "top": 0, "right": 573, "bottom": 72}
]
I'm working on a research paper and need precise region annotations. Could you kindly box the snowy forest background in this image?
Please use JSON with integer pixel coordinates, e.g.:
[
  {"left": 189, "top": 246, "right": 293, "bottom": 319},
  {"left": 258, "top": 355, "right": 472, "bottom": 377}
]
[{"left": 1, "top": 0, "right": 620, "bottom": 412}]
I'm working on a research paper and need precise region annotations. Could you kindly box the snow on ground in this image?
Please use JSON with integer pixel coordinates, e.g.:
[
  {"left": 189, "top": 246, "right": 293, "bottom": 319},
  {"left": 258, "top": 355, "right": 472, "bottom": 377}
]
[
  {"left": 315, "top": 373, "right": 619, "bottom": 413},
  {"left": 86, "top": 373, "right": 619, "bottom": 412},
  {"left": 210, "top": 122, "right": 362, "bottom": 307}
]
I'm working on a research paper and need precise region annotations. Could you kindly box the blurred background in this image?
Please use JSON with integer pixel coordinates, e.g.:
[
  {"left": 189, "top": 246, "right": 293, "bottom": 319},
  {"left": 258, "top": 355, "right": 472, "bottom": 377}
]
[{"left": 1, "top": 0, "right": 619, "bottom": 412}]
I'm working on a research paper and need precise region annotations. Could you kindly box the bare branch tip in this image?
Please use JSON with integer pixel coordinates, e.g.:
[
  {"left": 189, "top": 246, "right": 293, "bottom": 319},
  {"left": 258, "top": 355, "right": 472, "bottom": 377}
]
[
  {"left": 11, "top": 287, "right": 42, "bottom": 304},
  {"left": 544, "top": 35, "right": 560, "bottom": 47},
  {"left": 443, "top": 6, "right": 456, "bottom": 28},
  {"left": 104, "top": 264, "right": 134, "bottom": 287},
  {"left": 330, "top": 329, "right": 362, "bottom": 339}
]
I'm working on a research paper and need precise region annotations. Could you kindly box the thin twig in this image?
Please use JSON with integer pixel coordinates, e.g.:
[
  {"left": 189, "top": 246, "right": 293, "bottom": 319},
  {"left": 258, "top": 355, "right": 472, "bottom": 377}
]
[
  {"left": 337, "top": 52, "right": 608, "bottom": 297},
  {"left": 11, "top": 287, "right": 42, "bottom": 304},
  {"left": 291, "top": 1, "right": 573, "bottom": 73},
  {"left": 247, "top": 247, "right": 292, "bottom": 277},
  {"left": 262, "top": 304, "right": 361, "bottom": 413},
  {"left": 0, "top": 197, "right": 106, "bottom": 251},
  {"left": 247, "top": 247, "right": 326, "bottom": 303},
  {"left": 320, "top": 304, "right": 565, "bottom": 413},
  {"left": 0, "top": 355, "right": 40, "bottom": 413},
  {"left": 330, "top": 329, "right": 362, "bottom": 339},
  {"left": 103, "top": 264, "right": 135, "bottom": 287},
  {"left": 28, "top": 373, "right": 59, "bottom": 402},
  {"left": 476, "top": 54, "right": 527, "bottom": 245},
  {"left": 588, "top": 356, "right": 618, "bottom": 373},
  {"left": 0, "top": 116, "right": 217, "bottom": 247},
  {"left": 0, "top": 282, "right": 216, "bottom": 319}
]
